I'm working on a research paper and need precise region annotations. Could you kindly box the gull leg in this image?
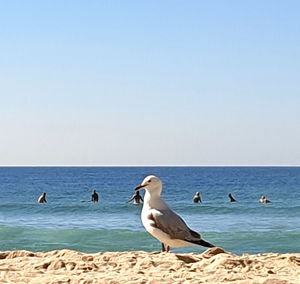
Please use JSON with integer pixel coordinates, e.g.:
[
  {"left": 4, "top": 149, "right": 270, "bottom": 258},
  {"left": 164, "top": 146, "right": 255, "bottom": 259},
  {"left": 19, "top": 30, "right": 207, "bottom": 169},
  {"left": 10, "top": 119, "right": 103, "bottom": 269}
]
[
  {"left": 166, "top": 245, "right": 170, "bottom": 252},
  {"left": 161, "top": 243, "right": 166, "bottom": 252}
]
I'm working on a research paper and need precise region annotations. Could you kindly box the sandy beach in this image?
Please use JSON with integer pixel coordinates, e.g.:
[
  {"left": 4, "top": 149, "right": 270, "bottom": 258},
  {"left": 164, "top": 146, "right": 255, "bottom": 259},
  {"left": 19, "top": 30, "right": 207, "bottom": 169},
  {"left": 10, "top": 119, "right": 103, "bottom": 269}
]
[{"left": 0, "top": 247, "right": 299, "bottom": 283}]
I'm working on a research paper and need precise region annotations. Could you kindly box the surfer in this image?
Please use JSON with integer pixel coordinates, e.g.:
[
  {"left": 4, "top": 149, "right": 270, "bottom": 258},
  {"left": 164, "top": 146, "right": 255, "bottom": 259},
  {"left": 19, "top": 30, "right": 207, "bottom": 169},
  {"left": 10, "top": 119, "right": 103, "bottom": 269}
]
[
  {"left": 228, "top": 193, "right": 237, "bottom": 202},
  {"left": 259, "top": 195, "right": 271, "bottom": 203},
  {"left": 38, "top": 192, "right": 47, "bottom": 203},
  {"left": 193, "top": 191, "right": 202, "bottom": 203},
  {"left": 91, "top": 189, "right": 99, "bottom": 202},
  {"left": 127, "top": 190, "right": 143, "bottom": 204}
]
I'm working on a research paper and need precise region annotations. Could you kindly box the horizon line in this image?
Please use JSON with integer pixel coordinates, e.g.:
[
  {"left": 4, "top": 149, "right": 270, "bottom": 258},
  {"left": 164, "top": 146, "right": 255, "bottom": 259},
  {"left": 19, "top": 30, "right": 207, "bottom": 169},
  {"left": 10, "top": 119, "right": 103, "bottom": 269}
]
[{"left": 0, "top": 164, "right": 299, "bottom": 167}]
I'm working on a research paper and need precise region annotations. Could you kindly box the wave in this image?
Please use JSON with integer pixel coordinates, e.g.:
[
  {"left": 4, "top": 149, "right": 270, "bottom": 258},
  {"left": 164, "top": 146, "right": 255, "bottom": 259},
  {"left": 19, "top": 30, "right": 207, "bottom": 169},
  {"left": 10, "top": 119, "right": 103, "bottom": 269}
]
[
  {"left": 2, "top": 202, "right": 299, "bottom": 216},
  {"left": 173, "top": 204, "right": 300, "bottom": 217},
  {"left": 0, "top": 225, "right": 299, "bottom": 255},
  {"left": 0, "top": 202, "right": 142, "bottom": 214},
  {"left": 0, "top": 225, "right": 153, "bottom": 252}
]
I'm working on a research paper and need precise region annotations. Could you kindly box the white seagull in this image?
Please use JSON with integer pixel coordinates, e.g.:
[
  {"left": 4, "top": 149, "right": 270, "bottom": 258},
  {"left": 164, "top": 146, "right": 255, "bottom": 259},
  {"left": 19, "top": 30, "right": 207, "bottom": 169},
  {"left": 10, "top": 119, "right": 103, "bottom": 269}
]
[{"left": 135, "top": 175, "right": 215, "bottom": 252}]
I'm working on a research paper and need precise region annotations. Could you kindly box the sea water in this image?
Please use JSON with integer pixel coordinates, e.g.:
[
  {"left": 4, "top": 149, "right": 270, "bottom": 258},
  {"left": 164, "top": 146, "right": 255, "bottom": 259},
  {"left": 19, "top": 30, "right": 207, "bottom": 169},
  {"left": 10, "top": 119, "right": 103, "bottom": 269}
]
[{"left": 0, "top": 167, "right": 299, "bottom": 255}]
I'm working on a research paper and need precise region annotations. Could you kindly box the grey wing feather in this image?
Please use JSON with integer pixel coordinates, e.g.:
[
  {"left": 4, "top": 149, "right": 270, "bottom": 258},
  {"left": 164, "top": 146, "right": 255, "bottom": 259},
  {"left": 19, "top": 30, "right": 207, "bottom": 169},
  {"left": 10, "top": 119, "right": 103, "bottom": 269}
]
[{"left": 152, "top": 209, "right": 201, "bottom": 242}]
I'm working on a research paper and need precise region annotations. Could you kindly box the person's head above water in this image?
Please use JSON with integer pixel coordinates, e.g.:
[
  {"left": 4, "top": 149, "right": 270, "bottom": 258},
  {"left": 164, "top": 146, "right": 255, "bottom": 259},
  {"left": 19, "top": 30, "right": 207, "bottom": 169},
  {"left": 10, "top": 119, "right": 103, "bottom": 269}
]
[
  {"left": 193, "top": 191, "right": 201, "bottom": 203},
  {"left": 259, "top": 195, "right": 270, "bottom": 203}
]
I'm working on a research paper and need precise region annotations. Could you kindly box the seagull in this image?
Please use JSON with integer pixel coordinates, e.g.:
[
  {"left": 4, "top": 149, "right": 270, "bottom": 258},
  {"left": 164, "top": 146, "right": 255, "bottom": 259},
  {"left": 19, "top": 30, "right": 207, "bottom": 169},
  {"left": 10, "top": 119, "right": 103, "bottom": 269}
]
[{"left": 135, "top": 174, "right": 215, "bottom": 252}]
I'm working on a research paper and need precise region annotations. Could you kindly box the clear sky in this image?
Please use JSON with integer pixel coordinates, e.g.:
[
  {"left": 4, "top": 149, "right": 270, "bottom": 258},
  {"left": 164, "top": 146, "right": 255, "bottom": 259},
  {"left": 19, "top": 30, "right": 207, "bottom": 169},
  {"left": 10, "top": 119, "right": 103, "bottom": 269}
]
[{"left": 1, "top": 0, "right": 299, "bottom": 166}]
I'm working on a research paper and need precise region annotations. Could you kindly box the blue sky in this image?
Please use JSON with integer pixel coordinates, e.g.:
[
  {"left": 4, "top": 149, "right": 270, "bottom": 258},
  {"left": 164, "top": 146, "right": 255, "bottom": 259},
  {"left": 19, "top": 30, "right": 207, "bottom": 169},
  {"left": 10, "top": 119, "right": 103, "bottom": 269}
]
[{"left": 1, "top": 0, "right": 299, "bottom": 165}]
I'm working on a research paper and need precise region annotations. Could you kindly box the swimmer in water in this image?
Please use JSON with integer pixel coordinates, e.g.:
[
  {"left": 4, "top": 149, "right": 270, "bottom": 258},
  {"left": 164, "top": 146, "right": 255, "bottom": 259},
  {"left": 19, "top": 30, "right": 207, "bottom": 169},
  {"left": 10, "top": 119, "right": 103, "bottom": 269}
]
[
  {"left": 127, "top": 190, "right": 143, "bottom": 205},
  {"left": 228, "top": 193, "right": 237, "bottom": 202},
  {"left": 38, "top": 192, "right": 47, "bottom": 203},
  {"left": 259, "top": 195, "right": 271, "bottom": 203},
  {"left": 193, "top": 191, "right": 202, "bottom": 203},
  {"left": 91, "top": 189, "right": 99, "bottom": 202}
]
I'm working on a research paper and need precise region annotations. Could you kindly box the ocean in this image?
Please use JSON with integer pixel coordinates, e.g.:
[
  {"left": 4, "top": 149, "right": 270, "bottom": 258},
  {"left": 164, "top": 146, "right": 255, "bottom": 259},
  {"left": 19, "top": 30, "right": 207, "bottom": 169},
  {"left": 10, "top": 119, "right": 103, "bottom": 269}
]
[{"left": 0, "top": 167, "right": 299, "bottom": 255}]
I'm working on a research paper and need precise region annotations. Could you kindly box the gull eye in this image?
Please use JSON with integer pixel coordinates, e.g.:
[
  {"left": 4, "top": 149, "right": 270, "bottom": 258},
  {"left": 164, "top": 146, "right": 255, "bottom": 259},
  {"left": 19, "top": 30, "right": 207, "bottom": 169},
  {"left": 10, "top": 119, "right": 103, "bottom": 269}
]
[{"left": 148, "top": 180, "right": 151, "bottom": 183}]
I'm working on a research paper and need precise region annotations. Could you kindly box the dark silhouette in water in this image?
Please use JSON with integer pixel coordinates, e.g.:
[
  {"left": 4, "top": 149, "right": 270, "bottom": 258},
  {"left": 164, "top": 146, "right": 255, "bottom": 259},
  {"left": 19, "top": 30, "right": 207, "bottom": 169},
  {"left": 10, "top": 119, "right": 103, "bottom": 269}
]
[
  {"left": 91, "top": 189, "right": 99, "bottom": 202},
  {"left": 127, "top": 190, "right": 143, "bottom": 204},
  {"left": 38, "top": 192, "right": 47, "bottom": 203},
  {"left": 193, "top": 191, "right": 202, "bottom": 203},
  {"left": 259, "top": 195, "right": 271, "bottom": 203},
  {"left": 228, "top": 193, "right": 237, "bottom": 202}
]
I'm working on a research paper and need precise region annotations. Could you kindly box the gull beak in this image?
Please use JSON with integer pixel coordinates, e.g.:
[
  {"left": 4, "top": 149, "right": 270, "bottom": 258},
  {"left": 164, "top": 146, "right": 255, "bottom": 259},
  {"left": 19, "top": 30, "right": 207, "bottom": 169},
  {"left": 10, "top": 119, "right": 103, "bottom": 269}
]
[{"left": 135, "top": 184, "right": 145, "bottom": 191}]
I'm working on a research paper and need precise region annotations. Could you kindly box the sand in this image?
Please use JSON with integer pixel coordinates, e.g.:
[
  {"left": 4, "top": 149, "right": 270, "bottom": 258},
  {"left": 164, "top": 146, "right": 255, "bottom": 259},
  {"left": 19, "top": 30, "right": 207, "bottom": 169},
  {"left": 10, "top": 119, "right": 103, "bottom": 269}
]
[{"left": 0, "top": 247, "right": 299, "bottom": 283}]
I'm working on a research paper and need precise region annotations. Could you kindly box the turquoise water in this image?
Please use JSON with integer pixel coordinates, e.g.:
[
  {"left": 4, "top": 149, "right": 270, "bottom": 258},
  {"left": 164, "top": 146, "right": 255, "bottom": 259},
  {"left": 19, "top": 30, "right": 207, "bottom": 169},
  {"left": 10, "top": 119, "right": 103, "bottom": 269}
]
[{"left": 0, "top": 167, "right": 299, "bottom": 254}]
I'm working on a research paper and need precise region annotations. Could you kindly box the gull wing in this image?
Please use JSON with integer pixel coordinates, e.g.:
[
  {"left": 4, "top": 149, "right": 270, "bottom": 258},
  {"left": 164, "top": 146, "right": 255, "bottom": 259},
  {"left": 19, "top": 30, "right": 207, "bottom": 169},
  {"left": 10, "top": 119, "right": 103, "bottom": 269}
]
[{"left": 150, "top": 208, "right": 201, "bottom": 242}]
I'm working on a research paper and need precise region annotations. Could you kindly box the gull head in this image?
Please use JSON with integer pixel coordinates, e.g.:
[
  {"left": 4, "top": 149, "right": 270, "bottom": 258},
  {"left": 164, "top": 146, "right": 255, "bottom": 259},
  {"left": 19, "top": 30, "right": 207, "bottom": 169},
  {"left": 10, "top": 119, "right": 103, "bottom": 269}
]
[{"left": 135, "top": 175, "right": 162, "bottom": 196}]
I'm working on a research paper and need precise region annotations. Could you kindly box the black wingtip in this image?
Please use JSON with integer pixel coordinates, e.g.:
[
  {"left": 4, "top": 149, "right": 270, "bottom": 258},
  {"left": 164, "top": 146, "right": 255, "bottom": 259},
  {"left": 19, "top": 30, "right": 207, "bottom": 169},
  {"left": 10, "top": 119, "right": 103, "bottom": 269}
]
[{"left": 192, "top": 239, "right": 215, "bottom": 248}]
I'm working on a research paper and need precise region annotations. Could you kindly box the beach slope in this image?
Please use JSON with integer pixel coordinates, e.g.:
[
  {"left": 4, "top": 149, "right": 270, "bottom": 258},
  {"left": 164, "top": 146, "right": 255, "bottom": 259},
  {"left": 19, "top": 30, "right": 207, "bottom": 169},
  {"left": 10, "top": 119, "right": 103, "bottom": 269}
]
[{"left": 0, "top": 247, "right": 299, "bottom": 283}]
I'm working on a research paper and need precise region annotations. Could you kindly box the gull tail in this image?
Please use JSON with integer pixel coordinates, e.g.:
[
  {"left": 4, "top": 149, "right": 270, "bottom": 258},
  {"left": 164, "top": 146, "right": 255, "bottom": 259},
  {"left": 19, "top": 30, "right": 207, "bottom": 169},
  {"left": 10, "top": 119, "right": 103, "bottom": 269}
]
[{"left": 191, "top": 239, "right": 215, "bottom": 248}]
